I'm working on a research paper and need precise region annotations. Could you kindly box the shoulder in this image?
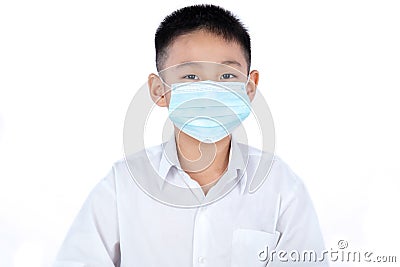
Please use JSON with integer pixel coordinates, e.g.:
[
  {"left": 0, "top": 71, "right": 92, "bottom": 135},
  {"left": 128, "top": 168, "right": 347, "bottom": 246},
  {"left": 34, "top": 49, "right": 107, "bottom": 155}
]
[
  {"left": 103, "top": 143, "right": 166, "bottom": 193},
  {"left": 111, "top": 142, "right": 164, "bottom": 175},
  {"left": 240, "top": 143, "right": 306, "bottom": 198},
  {"left": 268, "top": 155, "right": 304, "bottom": 193}
]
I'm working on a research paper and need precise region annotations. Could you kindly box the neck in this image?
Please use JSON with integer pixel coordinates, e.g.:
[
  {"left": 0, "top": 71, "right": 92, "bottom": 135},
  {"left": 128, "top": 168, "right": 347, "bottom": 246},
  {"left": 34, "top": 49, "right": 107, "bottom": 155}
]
[{"left": 174, "top": 129, "right": 231, "bottom": 193}]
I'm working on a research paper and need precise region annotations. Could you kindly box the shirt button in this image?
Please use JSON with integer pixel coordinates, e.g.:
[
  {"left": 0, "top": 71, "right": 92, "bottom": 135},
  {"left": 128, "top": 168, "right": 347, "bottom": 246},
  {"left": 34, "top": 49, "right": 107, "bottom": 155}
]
[{"left": 198, "top": 256, "right": 206, "bottom": 264}]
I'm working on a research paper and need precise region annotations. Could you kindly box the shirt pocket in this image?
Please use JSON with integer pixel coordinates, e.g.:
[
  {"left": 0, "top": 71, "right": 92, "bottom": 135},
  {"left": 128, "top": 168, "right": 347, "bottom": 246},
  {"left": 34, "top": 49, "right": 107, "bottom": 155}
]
[{"left": 231, "top": 228, "right": 280, "bottom": 267}]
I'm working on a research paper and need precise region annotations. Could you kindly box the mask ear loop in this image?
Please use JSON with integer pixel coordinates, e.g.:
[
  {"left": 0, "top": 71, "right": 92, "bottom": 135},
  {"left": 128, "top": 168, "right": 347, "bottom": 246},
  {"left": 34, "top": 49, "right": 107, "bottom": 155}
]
[
  {"left": 156, "top": 74, "right": 174, "bottom": 103},
  {"left": 245, "top": 75, "right": 251, "bottom": 85},
  {"left": 244, "top": 75, "right": 252, "bottom": 94},
  {"left": 245, "top": 73, "right": 259, "bottom": 93},
  {"left": 157, "top": 73, "right": 172, "bottom": 90}
]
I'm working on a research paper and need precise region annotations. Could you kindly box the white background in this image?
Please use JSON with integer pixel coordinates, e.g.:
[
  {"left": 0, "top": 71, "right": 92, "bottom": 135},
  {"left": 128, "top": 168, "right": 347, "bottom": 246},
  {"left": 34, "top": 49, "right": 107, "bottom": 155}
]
[{"left": 1, "top": 0, "right": 399, "bottom": 266}]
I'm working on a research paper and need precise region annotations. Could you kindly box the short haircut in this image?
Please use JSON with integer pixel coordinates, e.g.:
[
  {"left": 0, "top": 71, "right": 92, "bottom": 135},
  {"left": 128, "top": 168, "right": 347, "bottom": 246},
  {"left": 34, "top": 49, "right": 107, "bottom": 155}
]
[{"left": 155, "top": 4, "right": 251, "bottom": 73}]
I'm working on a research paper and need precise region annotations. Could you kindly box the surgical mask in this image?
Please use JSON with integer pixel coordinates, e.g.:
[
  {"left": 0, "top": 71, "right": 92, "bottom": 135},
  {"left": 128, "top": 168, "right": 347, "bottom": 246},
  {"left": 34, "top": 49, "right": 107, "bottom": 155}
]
[{"left": 168, "top": 80, "right": 251, "bottom": 143}]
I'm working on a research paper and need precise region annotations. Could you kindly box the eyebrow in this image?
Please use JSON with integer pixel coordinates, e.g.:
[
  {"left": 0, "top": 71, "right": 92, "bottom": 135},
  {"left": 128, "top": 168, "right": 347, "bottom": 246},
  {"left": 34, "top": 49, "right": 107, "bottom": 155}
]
[
  {"left": 220, "top": 60, "right": 242, "bottom": 67},
  {"left": 175, "top": 60, "right": 242, "bottom": 68},
  {"left": 175, "top": 61, "right": 202, "bottom": 68}
]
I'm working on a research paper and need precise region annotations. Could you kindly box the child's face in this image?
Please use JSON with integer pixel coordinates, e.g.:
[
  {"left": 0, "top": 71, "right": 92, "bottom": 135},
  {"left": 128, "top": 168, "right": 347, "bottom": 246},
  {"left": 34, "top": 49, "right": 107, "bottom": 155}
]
[{"left": 148, "top": 29, "right": 259, "bottom": 107}]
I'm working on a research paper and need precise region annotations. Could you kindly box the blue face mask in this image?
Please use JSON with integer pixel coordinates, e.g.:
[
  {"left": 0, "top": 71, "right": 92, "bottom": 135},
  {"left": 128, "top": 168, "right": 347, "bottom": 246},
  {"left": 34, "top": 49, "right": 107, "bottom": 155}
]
[{"left": 168, "top": 80, "right": 251, "bottom": 143}]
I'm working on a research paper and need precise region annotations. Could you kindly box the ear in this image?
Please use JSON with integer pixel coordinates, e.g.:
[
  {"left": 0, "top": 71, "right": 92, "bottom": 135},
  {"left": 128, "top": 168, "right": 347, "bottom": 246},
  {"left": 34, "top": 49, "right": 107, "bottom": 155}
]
[
  {"left": 246, "top": 70, "right": 259, "bottom": 102},
  {"left": 148, "top": 73, "right": 168, "bottom": 107}
]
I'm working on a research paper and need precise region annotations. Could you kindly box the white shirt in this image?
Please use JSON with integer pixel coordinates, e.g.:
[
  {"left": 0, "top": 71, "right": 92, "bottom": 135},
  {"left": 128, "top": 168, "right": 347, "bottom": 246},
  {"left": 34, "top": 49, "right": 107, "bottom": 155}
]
[{"left": 54, "top": 135, "right": 329, "bottom": 267}]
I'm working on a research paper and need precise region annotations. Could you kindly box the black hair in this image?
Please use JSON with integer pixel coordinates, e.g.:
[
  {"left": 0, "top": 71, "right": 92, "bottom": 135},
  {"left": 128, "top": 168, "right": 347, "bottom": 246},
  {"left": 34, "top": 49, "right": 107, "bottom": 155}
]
[{"left": 155, "top": 4, "right": 251, "bottom": 73}]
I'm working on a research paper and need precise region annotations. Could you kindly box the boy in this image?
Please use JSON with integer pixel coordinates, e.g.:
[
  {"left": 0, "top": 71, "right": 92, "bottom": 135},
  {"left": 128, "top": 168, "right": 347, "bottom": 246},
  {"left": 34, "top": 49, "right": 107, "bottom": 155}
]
[{"left": 54, "top": 4, "right": 328, "bottom": 266}]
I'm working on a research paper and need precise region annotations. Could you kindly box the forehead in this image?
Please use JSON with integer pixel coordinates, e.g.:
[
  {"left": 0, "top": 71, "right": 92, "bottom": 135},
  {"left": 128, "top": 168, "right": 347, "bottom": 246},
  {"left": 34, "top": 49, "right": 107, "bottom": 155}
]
[{"left": 163, "top": 30, "right": 247, "bottom": 73}]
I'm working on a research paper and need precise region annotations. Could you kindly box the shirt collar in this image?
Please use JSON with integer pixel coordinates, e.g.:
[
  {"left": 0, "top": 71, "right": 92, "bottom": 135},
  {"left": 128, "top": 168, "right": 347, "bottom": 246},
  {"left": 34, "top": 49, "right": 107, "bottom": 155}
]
[
  {"left": 158, "top": 134, "right": 181, "bottom": 180},
  {"left": 156, "top": 133, "right": 248, "bottom": 194}
]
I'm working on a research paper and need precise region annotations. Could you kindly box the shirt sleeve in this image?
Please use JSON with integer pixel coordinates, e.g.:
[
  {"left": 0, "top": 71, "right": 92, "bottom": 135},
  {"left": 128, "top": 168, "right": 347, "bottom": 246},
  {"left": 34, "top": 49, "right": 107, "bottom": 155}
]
[
  {"left": 53, "top": 167, "right": 120, "bottom": 267},
  {"left": 269, "top": 165, "right": 329, "bottom": 266}
]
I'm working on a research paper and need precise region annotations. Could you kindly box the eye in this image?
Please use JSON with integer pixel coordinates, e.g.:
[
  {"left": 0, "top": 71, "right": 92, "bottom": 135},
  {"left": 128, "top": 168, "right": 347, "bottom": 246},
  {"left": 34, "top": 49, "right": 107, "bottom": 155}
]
[
  {"left": 220, "top": 73, "right": 236, "bottom": 80},
  {"left": 183, "top": 74, "right": 199, "bottom": 80}
]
